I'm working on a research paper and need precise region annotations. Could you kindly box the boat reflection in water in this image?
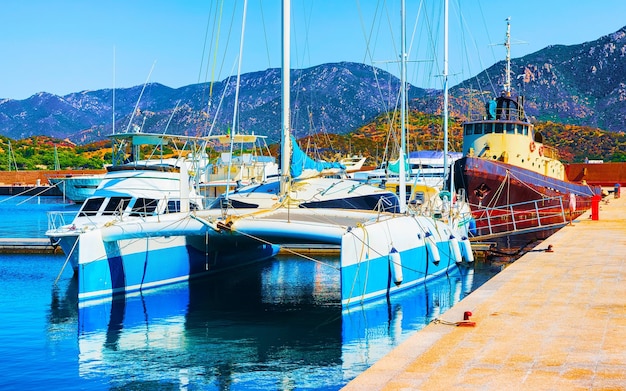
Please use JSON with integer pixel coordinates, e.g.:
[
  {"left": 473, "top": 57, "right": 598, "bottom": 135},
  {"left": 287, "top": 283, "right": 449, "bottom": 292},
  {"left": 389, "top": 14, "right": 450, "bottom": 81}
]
[{"left": 52, "top": 255, "right": 488, "bottom": 390}]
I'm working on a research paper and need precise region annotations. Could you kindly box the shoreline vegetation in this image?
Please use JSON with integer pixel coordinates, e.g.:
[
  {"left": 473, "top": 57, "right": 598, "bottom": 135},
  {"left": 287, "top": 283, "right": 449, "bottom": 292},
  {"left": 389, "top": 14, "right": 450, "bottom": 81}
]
[{"left": 0, "top": 112, "right": 624, "bottom": 177}]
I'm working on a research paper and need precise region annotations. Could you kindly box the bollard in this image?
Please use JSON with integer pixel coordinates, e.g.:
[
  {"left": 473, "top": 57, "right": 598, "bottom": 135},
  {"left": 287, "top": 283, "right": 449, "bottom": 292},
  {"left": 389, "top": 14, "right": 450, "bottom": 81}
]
[
  {"left": 615, "top": 183, "right": 621, "bottom": 199},
  {"left": 591, "top": 194, "right": 601, "bottom": 220}
]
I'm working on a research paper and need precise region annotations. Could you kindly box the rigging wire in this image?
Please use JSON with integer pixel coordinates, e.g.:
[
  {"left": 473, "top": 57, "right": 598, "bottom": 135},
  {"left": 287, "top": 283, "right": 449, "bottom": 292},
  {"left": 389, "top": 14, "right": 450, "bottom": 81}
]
[{"left": 258, "top": 0, "right": 272, "bottom": 68}]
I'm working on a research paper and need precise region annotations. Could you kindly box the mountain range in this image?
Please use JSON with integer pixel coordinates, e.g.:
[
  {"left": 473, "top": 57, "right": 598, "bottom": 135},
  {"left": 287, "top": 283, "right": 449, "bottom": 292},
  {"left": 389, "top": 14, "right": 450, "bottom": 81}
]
[{"left": 2, "top": 26, "right": 626, "bottom": 145}]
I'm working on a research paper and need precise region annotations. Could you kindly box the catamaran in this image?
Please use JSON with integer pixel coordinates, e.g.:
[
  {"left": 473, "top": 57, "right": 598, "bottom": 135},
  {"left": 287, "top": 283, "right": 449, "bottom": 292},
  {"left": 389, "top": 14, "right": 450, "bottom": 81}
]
[{"left": 46, "top": 0, "right": 474, "bottom": 308}]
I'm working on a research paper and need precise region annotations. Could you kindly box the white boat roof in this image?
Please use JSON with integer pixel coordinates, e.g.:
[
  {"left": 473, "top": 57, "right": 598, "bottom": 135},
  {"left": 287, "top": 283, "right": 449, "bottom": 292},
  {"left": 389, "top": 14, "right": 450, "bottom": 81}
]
[
  {"left": 408, "top": 151, "right": 463, "bottom": 160},
  {"left": 108, "top": 132, "right": 212, "bottom": 145},
  {"left": 206, "top": 134, "right": 267, "bottom": 144}
]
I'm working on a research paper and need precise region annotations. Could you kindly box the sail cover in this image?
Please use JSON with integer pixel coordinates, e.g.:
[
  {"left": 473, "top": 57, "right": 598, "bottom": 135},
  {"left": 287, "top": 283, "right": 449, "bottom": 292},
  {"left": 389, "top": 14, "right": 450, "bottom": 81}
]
[{"left": 290, "top": 136, "right": 344, "bottom": 179}]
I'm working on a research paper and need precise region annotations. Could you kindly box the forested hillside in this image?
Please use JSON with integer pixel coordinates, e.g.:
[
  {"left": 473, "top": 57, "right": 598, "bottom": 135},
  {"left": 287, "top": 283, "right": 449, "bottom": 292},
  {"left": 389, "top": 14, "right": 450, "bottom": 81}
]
[{"left": 3, "top": 111, "right": 617, "bottom": 172}]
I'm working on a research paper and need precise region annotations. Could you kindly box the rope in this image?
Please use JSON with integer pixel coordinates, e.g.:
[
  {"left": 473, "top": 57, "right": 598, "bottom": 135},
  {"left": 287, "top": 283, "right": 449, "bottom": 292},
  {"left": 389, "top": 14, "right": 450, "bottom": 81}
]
[
  {"left": 54, "top": 237, "right": 80, "bottom": 286},
  {"left": 227, "top": 226, "right": 340, "bottom": 271},
  {"left": 16, "top": 185, "right": 60, "bottom": 205},
  {"left": 431, "top": 317, "right": 475, "bottom": 327},
  {"left": 0, "top": 182, "right": 59, "bottom": 204}
]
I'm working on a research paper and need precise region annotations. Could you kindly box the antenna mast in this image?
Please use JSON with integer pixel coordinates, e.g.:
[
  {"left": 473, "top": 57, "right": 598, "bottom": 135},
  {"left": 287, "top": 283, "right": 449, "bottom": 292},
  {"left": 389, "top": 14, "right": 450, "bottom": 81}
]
[{"left": 504, "top": 17, "right": 511, "bottom": 96}]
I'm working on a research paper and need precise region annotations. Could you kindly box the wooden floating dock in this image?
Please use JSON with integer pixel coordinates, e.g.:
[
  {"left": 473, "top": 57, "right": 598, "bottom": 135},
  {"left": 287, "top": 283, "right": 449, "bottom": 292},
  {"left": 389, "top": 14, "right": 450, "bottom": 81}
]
[
  {"left": 0, "top": 238, "right": 61, "bottom": 254},
  {"left": 344, "top": 195, "right": 626, "bottom": 390}
]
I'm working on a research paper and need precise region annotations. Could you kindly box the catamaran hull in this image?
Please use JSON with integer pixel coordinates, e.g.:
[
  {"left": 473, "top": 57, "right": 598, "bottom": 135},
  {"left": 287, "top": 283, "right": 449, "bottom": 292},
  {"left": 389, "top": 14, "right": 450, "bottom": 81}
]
[
  {"left": 454, "top": 157, "right": 601, "bottom": 234},
  {"left": 64, "top": 225, "right": 278, "bottom": 303},
  {"left": 340, "top": 215, "right": 471, "bottom": 307}
]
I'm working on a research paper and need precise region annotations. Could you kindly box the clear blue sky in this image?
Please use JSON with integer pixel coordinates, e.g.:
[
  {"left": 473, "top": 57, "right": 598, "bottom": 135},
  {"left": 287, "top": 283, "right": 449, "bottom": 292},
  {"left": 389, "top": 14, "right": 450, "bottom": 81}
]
[{"left": 2, "top": 0, "right": 626, "bottom": 100}]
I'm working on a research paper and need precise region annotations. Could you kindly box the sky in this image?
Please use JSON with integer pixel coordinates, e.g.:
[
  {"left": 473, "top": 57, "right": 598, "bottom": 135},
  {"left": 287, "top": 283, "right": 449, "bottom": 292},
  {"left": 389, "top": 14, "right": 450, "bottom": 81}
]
[{"left": 2, "top": 0, "right": 626, "bottom": 100}]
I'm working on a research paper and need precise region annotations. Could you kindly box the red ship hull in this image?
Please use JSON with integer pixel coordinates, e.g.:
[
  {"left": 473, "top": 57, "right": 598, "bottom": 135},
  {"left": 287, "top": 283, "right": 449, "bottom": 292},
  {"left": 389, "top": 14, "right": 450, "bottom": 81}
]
[{"left": 454, "top": 157, "right": 601, "bottom": 237}]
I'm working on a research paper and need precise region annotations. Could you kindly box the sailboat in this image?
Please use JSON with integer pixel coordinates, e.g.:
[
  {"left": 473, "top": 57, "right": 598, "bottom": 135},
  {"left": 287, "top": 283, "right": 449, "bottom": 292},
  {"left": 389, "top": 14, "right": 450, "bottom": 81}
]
[
  {"left": 45, "top": 0, "right": 473, "bottom": 308},
  {"left": 194, "top": 0, "right": 474, "bottom": 307}
]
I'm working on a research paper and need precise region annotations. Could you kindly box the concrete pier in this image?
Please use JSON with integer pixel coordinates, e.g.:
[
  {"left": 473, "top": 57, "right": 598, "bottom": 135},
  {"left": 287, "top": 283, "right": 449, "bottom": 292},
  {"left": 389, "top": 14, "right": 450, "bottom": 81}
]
[{"left": 344, "top": 195, "right": 626, "bottom": 390}]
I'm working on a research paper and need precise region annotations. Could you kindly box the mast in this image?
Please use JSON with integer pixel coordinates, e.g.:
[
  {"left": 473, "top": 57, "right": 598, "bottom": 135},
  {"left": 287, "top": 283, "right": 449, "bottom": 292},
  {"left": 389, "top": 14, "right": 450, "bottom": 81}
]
[
  {"left": 280, "top": 0, "right": 291, "bottom": 196},
  {"left": 226, "top": 0, "right": 248, "bottom": 201},
  {"left": 399, "top": 0, "right": 407, "bottom": 213},
  {"left": 504, "top": 17, "right": 511, "bottom": 96},
  {"left": 442, "top": 0, "right": 449, "bottom": 192},
  {"left": 54, "top": 145, "right": 60, "bottom": 170},
  {"left": 113, "top": 46, "right": 116, "bottom": 135}
]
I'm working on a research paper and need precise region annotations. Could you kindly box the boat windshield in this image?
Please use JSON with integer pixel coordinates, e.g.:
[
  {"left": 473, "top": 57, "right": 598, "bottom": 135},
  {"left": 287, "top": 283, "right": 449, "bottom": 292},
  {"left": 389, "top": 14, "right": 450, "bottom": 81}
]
[
  {"left": 102, "top": 197, "right": 132, "bottom": 216},
  {"left": 130, "top": 198, "right": 159, "bottom": 217},
  {"left": 79, "top": 197, "right": 105, "bottom": 217}
]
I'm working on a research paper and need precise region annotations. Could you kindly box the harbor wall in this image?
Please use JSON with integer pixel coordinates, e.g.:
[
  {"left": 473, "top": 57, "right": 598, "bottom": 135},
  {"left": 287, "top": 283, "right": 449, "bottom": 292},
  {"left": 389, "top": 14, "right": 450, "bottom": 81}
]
[{"left": 0, "top": 169, "right": 106, "bottom": 186}]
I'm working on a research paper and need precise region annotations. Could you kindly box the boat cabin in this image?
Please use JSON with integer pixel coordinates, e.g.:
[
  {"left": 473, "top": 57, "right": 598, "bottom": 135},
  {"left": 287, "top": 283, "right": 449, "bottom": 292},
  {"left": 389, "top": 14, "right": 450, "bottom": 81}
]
[{"left": 462, "top": 94, "right": 566, "bottom": 180}]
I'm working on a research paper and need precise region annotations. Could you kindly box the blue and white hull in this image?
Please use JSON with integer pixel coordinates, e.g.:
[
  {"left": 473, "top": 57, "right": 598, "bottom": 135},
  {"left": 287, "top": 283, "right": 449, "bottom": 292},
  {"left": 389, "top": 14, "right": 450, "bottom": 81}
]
[
  {"left": 61, "top": 218, "right": 279, "bottom": 303},
  {"left": 340, "top": 215, "right": 471, "bottom": 307}
]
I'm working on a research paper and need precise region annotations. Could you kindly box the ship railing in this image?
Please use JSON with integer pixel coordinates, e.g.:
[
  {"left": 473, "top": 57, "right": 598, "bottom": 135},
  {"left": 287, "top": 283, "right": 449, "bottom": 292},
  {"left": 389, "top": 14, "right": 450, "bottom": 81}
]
[
  {"left": 47, "top": 211, "right": 80, "bottom": 232},
  {"left": 469, "top": 196, "right": 568, "bottom": 241},
  {"left": 465, "top": 107, "right": 524, "bottom": 122},
  {"left": 540, "top": 145, "right": 560, "bottom": 160}
]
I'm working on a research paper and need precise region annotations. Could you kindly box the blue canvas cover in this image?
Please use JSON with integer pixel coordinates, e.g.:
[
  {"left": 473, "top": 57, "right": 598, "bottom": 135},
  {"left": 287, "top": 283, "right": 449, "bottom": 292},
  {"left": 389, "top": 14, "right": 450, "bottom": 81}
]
[{"left": 290, "top": 136, "right": 344, "bottom": 178}]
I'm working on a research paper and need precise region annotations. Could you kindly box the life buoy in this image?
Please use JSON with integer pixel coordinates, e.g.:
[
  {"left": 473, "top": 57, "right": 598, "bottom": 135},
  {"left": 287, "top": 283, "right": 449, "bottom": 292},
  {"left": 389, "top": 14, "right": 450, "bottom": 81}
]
[
  {"left": 538, "top": 146, "right": 544, "bottom": 156},
  {"left": 529, "top": 142, "right": 536, "bottom": 152}
]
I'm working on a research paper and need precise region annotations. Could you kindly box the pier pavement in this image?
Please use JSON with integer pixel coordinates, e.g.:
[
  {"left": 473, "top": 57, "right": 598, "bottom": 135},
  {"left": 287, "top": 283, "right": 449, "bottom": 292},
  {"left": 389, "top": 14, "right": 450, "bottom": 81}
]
[{"left": 344, "top": 195, "right": 626, "bottom": 390}]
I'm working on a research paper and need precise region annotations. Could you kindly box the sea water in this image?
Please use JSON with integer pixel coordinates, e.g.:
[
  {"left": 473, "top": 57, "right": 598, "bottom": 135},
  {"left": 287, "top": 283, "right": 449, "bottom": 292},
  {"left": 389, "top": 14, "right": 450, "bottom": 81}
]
[{"left": 0, "top": 196, "right": 498, "bottom": 390}]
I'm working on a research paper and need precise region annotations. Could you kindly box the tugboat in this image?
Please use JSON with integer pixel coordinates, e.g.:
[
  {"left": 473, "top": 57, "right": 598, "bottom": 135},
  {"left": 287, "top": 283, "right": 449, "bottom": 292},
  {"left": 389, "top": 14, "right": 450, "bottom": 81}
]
[{"left": 453, "top": 19, "right": 601, "bottom": 237}]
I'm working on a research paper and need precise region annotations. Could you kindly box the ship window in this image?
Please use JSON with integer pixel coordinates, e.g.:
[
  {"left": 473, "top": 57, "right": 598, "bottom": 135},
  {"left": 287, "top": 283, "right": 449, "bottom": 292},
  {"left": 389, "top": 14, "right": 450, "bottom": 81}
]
[
  {"left": 484, "top": 124, "right": 493, "bottom": 134},
  {"left": 102, "top": 197, "right": 132, "bottom": 215},
  {"left": 79, "top": 197, "right": 105, "bottom": 217},
  {"left": 464, "top": 124, "right": 472, "bottom": 135},
  {"left": 495, "top": 124, "right": 504, "bottom": 133},
  {"left": 522, "top": 125, "right": 529, "bottom": 136},
  {"left": 166, "top": 200, "right": 180, "bottom": 213},
  {"left": 130, "top": 198, "right": 159, "bottom": 216},
  {"left": 506, "top": 124, "right": 515, "bottom": 134},
  {"left": 474, "top": 124, "right": 483, "bottom": 135}
]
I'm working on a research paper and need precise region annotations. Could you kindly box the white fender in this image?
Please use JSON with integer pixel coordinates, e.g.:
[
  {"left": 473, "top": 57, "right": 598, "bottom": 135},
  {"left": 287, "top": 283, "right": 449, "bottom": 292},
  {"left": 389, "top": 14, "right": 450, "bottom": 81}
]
[
  {"left": 449, "top": 235, "right": 463, "bottom": 264},
  {"left": 389, "top": 247, "right": 403, "bottom": 286},
  {"left": 461, "top": 236, "right": 475, "bottom": 263},
  {"left": 425, "top": 232, "right": 441, "bottom": 265}
]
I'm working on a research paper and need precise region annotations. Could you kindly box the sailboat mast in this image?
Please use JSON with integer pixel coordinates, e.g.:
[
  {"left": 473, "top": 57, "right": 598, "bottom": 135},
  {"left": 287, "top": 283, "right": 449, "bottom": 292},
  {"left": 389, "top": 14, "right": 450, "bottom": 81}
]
[
  {"left": 113, "top": 46, "right": 116, "bottom": 136},
  {"left": 399, "top": 0, "right": 407, "bottom": 213},
  {"left": 280, "top": 0, "right": 291, "bottom": 196},
  {"left": 442, "top": 0, "right": 449, "bottom": 191},
  {"left": 226, "top": 0, "right": 248, "bottom": 201}
]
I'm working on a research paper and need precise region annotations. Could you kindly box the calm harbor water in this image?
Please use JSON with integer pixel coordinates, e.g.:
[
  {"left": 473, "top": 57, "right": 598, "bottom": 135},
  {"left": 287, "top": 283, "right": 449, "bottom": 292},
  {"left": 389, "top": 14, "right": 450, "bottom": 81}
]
[{"left": 0, "top": 196, "right": 499, "bottom": 390}]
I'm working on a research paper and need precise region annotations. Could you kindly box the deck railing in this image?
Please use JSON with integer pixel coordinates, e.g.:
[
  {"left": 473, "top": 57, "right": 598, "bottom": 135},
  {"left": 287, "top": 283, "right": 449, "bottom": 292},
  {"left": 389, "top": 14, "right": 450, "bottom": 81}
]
[
  {"left": 47, "top": 211, "right": 79, "bottom": 232},
  {"left": 469, "top": 196, "right": 568, "bottom": 241}
]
